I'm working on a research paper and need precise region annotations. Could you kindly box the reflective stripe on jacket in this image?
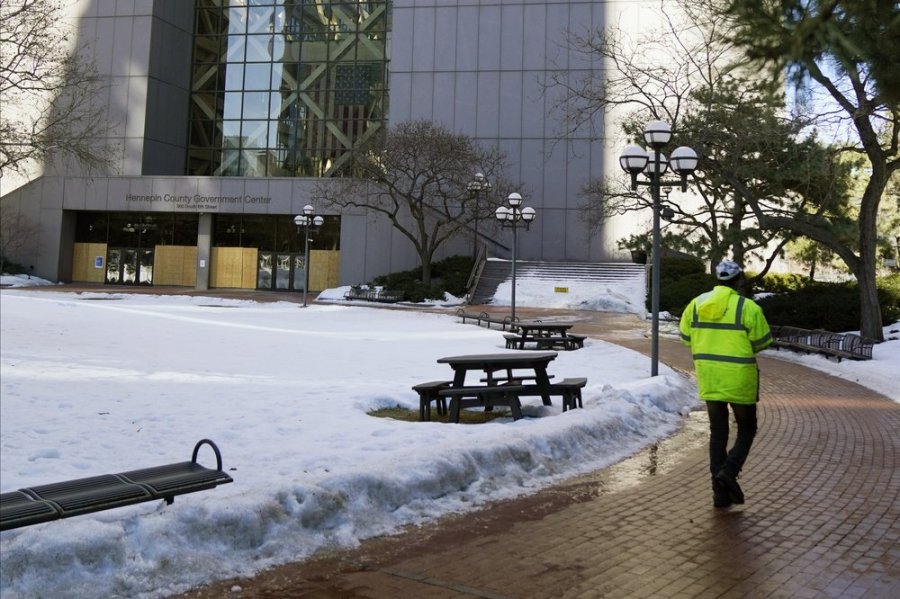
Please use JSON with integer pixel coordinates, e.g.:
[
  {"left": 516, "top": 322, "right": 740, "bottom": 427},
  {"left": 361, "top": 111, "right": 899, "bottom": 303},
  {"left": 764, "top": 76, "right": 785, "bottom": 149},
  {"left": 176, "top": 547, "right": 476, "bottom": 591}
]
[{"left": 679, "top": 285, "right": 773, "bottom": 404}]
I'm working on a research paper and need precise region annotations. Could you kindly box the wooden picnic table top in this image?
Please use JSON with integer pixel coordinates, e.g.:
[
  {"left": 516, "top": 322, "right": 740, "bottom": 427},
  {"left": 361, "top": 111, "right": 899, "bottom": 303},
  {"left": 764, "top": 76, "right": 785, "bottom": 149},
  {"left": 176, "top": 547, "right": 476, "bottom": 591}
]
[
  {"left": 515, "top": 321, "right": 574, "bottom": 330},
  {"left": 437, "top": 351, "right": 558, "bottom": 368}
]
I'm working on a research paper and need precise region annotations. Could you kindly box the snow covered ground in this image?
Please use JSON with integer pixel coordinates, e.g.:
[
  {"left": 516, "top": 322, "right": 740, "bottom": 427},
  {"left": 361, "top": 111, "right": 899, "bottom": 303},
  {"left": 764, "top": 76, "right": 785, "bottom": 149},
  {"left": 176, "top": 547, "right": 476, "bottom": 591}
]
[{"left": 1, "top": 274, "right": 896, "bottom": 598}]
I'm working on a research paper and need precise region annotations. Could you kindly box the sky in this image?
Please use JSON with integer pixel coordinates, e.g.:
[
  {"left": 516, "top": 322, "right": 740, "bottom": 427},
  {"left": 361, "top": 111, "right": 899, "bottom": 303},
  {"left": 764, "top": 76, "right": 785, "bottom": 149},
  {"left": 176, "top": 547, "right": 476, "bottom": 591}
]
[{"left": 1, "top": 274, "right": 897, "bottom": 599}]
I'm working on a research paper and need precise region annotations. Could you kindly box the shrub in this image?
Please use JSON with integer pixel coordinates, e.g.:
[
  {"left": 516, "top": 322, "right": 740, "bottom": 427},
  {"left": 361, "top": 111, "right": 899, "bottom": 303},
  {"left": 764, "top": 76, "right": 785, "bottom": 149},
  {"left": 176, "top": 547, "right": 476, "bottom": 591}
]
[
  {"left": 652, "top": 256, "right": 710, "bottom": 314},
  {"left": 758, "top": 272, "right": 809, "bottom": 293},
  {"left": 0, "top": 259, "right": 27, "bottom": 275},
  {"left": 877, "top": 273, "right": 900, "bottom": 323},
  {"left": 659, "top": 256, "right": 706, "bottom": 281},
  {"left": 758, "top": 274, "right": 900, "bottom": 331},
  {"left": 371, "top": 255, "right": 474, "bottom": 302},
  {"left": 757, "top": 284, "right": 858, "bottom": 330}
]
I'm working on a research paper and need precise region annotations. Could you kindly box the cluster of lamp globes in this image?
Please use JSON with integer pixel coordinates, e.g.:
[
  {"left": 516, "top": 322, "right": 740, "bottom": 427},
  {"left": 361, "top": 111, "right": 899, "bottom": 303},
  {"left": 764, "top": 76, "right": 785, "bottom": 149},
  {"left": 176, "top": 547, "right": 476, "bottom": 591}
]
[
  {"left": 294, "top": 204, "right": 324, "bottom": 228},
  {"left": 494, "top": 193, "right": 536, "bottom": 225},
  {"left": 618, "top": 120, "right": 698, "bottom": 191}
]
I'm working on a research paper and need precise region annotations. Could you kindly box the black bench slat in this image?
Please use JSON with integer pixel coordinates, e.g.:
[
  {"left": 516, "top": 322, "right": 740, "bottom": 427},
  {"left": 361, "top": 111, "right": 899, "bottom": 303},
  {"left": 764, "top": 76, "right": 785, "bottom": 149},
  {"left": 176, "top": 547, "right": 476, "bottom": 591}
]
[
  {"left": 0, "top": 491, "right": 61, "bottom": 529},
  {"left": 0, "top": 439, "right": 233, "bottom": 531},
  {"left": 119, "top": 462, "right": 234, "bottom": 498},
  {"left": 440, "top": 385, "right": 528, "bottom": 421},
  {"left": 509, "top": 378, "right": 588, "bottom": 411},
  {"left": 25, "top": 474, "right": 153, "bottom": 515}
]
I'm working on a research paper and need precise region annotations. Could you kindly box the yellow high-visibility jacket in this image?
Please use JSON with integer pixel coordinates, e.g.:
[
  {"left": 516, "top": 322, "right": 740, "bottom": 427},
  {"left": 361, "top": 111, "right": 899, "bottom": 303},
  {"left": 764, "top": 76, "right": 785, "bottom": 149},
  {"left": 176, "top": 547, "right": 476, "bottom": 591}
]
[{"left": 679, "top": 285, "right": 773, "bottom": 404}]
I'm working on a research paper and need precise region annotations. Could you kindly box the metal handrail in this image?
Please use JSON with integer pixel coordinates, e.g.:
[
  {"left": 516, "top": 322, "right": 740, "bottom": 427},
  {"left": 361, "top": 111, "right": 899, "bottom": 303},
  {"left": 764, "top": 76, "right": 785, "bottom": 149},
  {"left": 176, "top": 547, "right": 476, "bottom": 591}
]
[{"left": 465, "top": 244, "right": 488, "bottom": 302}]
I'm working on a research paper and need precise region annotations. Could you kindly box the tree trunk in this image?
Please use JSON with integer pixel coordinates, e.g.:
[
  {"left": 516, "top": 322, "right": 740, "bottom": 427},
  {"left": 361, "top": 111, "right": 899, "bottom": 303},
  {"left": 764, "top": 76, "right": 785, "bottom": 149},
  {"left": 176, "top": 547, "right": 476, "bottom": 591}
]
[
  {"left": 858, "top": 274, "right": 883, "bottom": 341},
  {"left": 856, "top": 166, "right": 886, "bottom": 341},
  {"left": 420, "top": 254, "right": 432, "bottom": 287}
]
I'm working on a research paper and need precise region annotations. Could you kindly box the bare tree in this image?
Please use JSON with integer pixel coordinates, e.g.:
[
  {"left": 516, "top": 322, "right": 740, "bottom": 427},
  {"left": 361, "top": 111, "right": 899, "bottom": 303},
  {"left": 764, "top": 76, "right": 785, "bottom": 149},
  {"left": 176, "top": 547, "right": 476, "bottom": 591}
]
[
  {"left": 0, "top": 0, "right": 113, "bottom": 182},
  {"left": 557, "top": 1, "right": 842, "bottom": 274},
  {"left": 313, "top": 120, "right": 510, "bottom": 286}
]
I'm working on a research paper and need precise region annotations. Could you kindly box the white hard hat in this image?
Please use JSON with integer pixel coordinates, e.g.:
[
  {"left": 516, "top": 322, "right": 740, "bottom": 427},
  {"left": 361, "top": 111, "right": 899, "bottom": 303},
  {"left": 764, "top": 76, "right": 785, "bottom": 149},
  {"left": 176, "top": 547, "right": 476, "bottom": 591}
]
[{"left": 715, "top": 260, "right": 743, "bottom": 281}]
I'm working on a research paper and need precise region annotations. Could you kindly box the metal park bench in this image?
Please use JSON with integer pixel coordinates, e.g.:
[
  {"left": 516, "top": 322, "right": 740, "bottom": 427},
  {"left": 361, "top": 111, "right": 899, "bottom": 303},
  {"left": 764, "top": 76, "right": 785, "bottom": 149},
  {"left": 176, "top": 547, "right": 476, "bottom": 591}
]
[
  {"left": 0, "top": 439, "right": 234, "bottom": 531},
  {"left": 770, "top": 326, "right": 875, "bottom": 361},
  {"left": 344, "top": 286, "right": 404, "bottom": 303},
  {"left": 456, "top": 309, "right": 519, "bottom": 330},
  {"left": 368, "top": 289, "right": 404, "bottom": 303}
]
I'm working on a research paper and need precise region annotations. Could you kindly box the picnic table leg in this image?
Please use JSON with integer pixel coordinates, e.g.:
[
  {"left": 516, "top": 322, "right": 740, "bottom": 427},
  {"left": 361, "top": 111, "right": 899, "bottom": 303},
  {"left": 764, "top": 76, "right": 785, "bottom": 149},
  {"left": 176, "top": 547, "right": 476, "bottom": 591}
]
[
  {"left": 452, "top": 369, "right": 466, "bottom": 387},
  {"left": 449, "top": 397, "right": 461, "bottom": 423},
  {"left": 507, "top": 392, "right": 523, "bottom": 420},
  {"left": 534, "top": 367, "right": 553, "bottom": 406}
]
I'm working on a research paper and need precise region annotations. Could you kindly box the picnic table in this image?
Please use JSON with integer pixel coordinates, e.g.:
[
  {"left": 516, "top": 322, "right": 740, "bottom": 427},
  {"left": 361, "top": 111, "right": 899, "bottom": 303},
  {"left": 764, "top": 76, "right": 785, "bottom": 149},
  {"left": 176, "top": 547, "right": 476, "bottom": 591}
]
[
  {"left": 438, "top": 351, "right": 558, "bottom": 401},
  {"left": 504, "top": 321, "right": 585, "bottom": 351},
  {"left": 430, "top": 352, "right": 587, "bottom": 422}
]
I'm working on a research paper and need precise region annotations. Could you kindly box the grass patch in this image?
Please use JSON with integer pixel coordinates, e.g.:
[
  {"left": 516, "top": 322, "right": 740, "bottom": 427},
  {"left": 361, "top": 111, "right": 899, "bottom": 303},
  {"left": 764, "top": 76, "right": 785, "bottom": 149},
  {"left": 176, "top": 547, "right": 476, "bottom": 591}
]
[{"left": 368, "top": 406, "right": 510, "bottom": 424}]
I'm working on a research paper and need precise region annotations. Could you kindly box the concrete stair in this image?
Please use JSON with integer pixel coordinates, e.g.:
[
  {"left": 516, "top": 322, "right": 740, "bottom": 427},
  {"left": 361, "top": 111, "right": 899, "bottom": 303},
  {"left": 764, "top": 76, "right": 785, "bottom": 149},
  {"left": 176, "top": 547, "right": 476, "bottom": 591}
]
[{"left": 468, "top": 260, "right": 647, "bottom": 306}]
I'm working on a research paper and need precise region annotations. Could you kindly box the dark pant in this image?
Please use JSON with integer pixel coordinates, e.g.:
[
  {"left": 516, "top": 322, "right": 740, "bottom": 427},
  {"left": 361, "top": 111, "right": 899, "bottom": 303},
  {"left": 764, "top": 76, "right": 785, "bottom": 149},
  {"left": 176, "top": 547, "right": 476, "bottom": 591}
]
[{"left": 707, "top": 401, "right": 757, "bottom": 479}]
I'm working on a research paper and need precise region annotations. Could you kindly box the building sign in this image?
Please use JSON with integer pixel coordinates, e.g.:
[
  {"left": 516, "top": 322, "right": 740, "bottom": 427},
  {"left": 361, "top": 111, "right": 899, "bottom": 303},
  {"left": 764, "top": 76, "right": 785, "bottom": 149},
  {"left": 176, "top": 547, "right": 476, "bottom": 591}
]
[
  {"left": 94, "top": 256, "right": 104, "bottom": 269},
  {"left": 125, "top": 193, "right": 272, "bottom": 211}
]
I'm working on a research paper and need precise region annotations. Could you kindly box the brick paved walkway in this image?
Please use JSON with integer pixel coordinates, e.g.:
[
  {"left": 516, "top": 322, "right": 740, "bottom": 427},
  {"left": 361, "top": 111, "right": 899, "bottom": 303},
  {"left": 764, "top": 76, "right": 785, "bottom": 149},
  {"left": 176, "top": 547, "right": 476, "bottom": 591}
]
[{"left": 172, "top": 305, "right": 899, "bottom": 599}]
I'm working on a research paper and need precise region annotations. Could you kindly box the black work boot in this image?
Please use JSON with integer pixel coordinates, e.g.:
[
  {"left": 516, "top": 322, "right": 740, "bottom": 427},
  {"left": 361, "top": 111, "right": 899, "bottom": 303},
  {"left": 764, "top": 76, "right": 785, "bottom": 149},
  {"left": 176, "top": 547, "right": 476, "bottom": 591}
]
[
  {"left": 715, "top": 470, "right": 745, "bottom": 504},
  {"left": 713, "top": 488, "right": 732, "bottom": 508}
]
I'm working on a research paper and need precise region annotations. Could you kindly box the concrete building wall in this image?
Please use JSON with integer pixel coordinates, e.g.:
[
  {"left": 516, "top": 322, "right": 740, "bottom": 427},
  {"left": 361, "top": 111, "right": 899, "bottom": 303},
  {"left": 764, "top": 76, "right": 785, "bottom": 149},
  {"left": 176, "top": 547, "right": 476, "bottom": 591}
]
[
  {"left": 390, "top": 0, "right": 611, "bottom": 263},
  {"left": 2, "top": 0, "right": 679, "bottom": 285},
  {"left": 142, "top": 1, "right": 195, "bottom": 175}
]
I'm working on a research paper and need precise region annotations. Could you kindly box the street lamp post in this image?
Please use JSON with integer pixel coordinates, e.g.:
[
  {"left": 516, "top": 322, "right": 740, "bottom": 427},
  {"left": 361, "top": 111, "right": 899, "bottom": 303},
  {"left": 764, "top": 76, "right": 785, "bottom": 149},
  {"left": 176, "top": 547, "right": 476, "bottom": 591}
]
[
  {"left": 294, "top": 205, "right": 324, "bottom": 308},
  {"left": 619, "top": 120, "right": 698, "bottom": 376},
  {"left": 467, "top": 172, "right": 492, "bottom": 258},
  {"left": 494, "top": 192, "right": 536, "bottom": 323}
]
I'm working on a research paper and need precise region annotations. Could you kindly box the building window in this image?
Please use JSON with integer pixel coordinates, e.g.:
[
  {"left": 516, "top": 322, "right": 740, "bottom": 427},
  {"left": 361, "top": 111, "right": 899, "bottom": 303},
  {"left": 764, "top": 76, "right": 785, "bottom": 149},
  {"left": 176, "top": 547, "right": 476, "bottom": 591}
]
[
  {"left": 188, "top": 0, "right": 391, "bottom": 178},
  {"left": 212, "top": 214, "right": 340, "bottom": 252},
  {"left": 74, "top": 212, "right": 199, "bottom": 247}
]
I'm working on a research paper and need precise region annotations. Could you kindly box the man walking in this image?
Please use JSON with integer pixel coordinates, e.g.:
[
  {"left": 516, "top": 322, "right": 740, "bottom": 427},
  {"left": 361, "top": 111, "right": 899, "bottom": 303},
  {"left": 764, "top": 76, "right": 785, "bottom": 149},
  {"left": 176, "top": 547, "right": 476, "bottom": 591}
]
[{"left": 679, "top": 260, "right": 773, "bottom": 508}]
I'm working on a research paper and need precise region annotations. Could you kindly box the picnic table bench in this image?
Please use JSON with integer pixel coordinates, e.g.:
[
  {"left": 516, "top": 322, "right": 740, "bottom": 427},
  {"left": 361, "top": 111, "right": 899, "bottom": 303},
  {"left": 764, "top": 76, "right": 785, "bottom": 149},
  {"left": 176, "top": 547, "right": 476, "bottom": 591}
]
[
  {"left": 504, "top": 333, "right": 586, "bottom": 351},
  {"left": 504, "top": 321, "right": 585, "bottom": 351},
  {"left": 0, "top": 439, "right": 233, "bottom": 531},
  {"left": 770, "top": 325, "right": 875, "bottom": 361},
  {"left": 412, "top": 380, "right": 451, "bottom": 421},
  {"left": 439, "top": 377, "right": 588, "bottom": 421}
]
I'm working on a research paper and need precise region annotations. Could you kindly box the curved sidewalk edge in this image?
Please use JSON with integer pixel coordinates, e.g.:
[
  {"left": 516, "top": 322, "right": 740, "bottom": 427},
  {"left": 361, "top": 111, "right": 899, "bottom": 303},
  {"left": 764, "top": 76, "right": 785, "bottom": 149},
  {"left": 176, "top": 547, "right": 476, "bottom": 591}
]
[{"left": 174, "top": 317, "right": 899, "bottom": 599}]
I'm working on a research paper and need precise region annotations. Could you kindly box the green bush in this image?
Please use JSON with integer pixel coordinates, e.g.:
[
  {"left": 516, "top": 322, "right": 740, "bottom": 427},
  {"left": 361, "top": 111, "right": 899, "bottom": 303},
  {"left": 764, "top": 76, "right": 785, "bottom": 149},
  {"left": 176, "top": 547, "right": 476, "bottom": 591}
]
[
  {"left": 758, "top": 272, "right": 809, "bottom": 293},
  {"left": 757, "top": 274, "right": 900, "bottom": 331},
  {"left": 659, "top": 256, "right": 706, "bottom": 281},
  {"left": 371, "top": 255, "right": 475, "bottom": 302},
  {"left": 877, "top": 273, "right": 900, "bottom": 323},
  {"left": 653, "top": 256, "right": 710, "bottom": 314},
  {"left": 0, "top": 259, "right": 27, "bottom": 275},
  {"left": 659, "top": 272, "right": 716, "bottom": 316}
]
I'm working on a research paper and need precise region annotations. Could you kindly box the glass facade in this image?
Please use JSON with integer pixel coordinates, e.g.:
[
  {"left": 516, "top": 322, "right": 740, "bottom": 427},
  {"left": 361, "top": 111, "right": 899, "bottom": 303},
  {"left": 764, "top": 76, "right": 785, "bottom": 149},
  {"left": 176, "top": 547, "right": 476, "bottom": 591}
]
[
  {"left": 188, "top": 0, "right": 391, "bottom": 178},
  {"left": 75, "top": 212, "right": 201, "bottom": 247},
  {"left": 212, "top": 213, "right": 341, "bottom": 251}
]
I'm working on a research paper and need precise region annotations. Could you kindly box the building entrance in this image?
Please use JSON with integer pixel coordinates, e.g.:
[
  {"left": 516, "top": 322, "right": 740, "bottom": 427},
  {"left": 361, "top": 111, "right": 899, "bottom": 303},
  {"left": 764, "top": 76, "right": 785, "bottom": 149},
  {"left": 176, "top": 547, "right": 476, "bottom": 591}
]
[
  {"left": 257, "top": 252, "right": 305, "bottom": 291},
  {"left": 106, "top": 248, "right": 154, "bottom": 285}
]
